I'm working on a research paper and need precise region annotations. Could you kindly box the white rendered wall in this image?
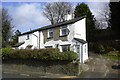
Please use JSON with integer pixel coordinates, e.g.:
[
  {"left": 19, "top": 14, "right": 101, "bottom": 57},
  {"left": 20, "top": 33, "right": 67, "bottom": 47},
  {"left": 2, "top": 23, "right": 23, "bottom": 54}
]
[
  {"left": 31, "top": 31, "right": 39, "bottom": 49},
  {"left": 67, "top": 24, "right": 74, "bottom": 41},
  {"left": 74, "top": 18, "right": 86, "bottom": 41},
  {"left": 39, "top": 31, "right": 44, "bottom": 49},
  {"left": 18, "top": 34, "right": 32, "bottom": 49}
]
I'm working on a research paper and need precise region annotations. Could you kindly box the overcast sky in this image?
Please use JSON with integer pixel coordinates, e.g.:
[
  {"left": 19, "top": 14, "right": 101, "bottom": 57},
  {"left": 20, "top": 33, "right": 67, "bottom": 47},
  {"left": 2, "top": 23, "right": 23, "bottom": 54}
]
[{"left": 2, "top": 1, "right": 110, "bottom": 33}]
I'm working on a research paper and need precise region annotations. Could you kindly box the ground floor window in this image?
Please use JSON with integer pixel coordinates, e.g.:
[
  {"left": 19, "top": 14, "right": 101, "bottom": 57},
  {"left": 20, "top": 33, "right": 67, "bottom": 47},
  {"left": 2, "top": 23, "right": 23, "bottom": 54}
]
[
  {"left": 61, "top": 45, "right": 70, "bottom": 52},
  {"left": 76, "top": 45, "right": 80, "bottom": 54},
  {"left": 45, "top": 46, "right": 53, "bottom": 48}
]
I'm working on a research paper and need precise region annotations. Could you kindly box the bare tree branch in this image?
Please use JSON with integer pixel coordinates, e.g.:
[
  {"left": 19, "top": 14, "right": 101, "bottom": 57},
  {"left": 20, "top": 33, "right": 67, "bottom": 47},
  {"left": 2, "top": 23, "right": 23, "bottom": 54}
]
[{"left": 43, "top": 2, "right": 73, "bottom": 24}]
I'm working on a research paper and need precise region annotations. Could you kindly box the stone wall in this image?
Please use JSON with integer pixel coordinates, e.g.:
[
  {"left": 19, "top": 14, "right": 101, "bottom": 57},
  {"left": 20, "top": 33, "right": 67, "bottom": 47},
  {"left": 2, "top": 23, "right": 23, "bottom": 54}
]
[{"left": 3, "top": 60, "right": 81, "bottom": 76}]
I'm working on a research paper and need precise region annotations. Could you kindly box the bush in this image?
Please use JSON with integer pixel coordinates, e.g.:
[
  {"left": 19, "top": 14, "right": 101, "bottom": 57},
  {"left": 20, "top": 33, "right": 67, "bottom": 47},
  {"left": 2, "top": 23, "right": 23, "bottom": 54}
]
[
  {"left": 98, "top": 44, "right": 105, "bottom": 54},
  {"left": 2, "top": 48, "right": 78, "bottom": 61}
]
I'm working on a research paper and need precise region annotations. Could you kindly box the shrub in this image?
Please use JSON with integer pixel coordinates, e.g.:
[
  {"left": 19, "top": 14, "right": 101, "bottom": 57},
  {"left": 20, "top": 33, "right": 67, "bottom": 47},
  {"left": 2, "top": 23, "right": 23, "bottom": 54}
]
[
  {"left": 2, "top": 48, "right": 12, "bottom": 59},
  {"left": 60, "top": 51, "right": 78, "bottom": 61},
  {"left": 106, "top": 47, "right": 116, "bottom": 52},
  {"left": 2, "top": 48, "right": 78, "bottom": 61},
  {"left": 98, "top": 44, "right": 105, "bottom": 54},
  {"left": 92, "top": 43, "right": 105, "bottom": 54}
]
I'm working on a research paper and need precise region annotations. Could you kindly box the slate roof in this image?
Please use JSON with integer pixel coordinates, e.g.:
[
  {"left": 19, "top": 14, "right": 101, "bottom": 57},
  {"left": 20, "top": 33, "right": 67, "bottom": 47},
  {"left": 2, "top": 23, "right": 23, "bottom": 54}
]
[
  {"left": 74, "top": 38, "right": 87, "bottom": 44},
  {"left": 13, "top": 42, "right": 25, "bottom": 47},
  {"left": 20, "top": 16, "right": 86, "bottom": 36}
]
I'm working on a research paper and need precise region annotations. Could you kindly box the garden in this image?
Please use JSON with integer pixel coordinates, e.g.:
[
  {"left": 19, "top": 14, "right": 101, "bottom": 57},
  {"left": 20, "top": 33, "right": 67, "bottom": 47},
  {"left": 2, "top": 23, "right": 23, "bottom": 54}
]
[{"left": 89, "top": 40, "right": 120, "bottom": 60}]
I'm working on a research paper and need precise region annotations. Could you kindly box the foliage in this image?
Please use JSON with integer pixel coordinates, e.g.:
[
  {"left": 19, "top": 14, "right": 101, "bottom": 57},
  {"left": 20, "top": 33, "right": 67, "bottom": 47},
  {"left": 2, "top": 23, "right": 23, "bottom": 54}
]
[
  {"left": 2, "top": 8, "right": 14, "bottom": 48},
  {"left": 74, "top": 2, "right": 96, "bottom": 42},
  {"left": 109, "top": 1, "right": 120, "bottom": 38},
  {"left": 43, "top": 2, "right": 72, "bottom": 24},
  {"left": 98, "top": 44, "right": 105, "bottom": 54},
  {"left": 9, "top": 30, "right": 21, "bottom": 46},
  {"left": 101, "top": 51, "right": 120, "bottom": 60},
  {"left": 2, "top": 48, "right": 78, "bottom": 61},
  {"left": 106, "top": 47, "right": 116, "bottom": 52},
  {"left": 92, "top": 43, "right": 105, "bottom": 54},
  {"left": 90, "top": 40, "right": 120, "bottom": 54},
  {"left": 107, "top": 51, "right": 119, "bottom": 56}
]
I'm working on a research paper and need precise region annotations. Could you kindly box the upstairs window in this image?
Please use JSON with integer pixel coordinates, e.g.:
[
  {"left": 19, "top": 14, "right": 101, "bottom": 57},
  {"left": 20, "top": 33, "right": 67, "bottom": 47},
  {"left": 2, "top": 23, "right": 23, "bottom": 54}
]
[
  {"left": 60, "top": 26, "right": 67, "bottom": 36},
  {"left": 48, "top": 29, "right": 53, "bottom": 38},
  {"left": 26, "top": 34, "right": 29, "bottom": 40}
]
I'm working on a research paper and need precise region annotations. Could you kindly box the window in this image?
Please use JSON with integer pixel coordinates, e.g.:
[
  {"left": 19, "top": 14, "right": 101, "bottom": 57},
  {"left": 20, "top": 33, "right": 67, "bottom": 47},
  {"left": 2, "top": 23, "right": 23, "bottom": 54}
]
[
  {"left": 61, "top": 45, "right": 70, "bottom": 52},
  {"left": 60, "top": 26, "right": 67, "bottom": 36},
  {"left": 84, "top": 45, "right": 86, "bottom": 53},
  {"left": 76, "top": 45, "right": 80, "bottom": 53},
  {"left": 26, "top": 34, "right": 29, "bottom": 40},
  {"left": 45, "top": 46, "right": 53, "bottom": 48},
  {"left": 48, "top": 29, "right": 53, "bottom": 38}
]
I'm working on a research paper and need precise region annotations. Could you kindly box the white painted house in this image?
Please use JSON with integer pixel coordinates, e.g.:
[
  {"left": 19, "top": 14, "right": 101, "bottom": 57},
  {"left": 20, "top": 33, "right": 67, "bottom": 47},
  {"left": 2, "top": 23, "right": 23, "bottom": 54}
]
[{"left": 14, "top": 15, "right": 88, "bottom": 63}]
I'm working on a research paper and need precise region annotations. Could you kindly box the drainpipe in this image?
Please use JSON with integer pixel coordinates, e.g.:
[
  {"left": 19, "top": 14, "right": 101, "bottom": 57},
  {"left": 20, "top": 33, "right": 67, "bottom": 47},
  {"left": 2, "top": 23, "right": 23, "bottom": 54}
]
[{"left": 39, "top": 31, "right": 40, "bottom": 49}]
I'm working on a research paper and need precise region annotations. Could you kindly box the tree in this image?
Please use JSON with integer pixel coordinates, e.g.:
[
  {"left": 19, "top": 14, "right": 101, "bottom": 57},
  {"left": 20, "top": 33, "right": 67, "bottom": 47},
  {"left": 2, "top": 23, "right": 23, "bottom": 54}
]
[
  {"left": 43, "top": 2, "right": 73, "bottom": 24},
  {"left": 9, "top": 30, "right": 21, "bottom": 46},
  {"left": 2, "top": 8, "right": 13, "bottom": 48},
  {"left": 109, "top": 1, "right": 120, "bottom": 37},
  {"left": 74, "top": 3, "right": 96, "bottom": 42},
  {"left": 96, "top": 3, "right": 110, "bottom": 29}
]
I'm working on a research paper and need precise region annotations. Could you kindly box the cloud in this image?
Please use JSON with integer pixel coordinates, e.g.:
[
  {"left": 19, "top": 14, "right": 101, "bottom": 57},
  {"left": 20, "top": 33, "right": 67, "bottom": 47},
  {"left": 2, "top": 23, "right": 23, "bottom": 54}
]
[
  {"left": 87, "top": 1, "right": 110, "bottom": 19},
  {"left": 4, "top": 3, "right": 51, "bottom": 32},
  {"left": 87, "top": 1, "right": 110, "bottom": 28}
]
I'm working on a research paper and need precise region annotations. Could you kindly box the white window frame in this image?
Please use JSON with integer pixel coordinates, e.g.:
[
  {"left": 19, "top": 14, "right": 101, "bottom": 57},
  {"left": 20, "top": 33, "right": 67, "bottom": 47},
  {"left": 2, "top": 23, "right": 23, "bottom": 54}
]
[
  {"left": 48, "top": 29, "right": 53, "bottom": 38},
  {"left": 60, "top": 26, "right": 67, "bottom": 36},
  {"left": 61, "top": 45, "right": 70, "bottom": 52}
]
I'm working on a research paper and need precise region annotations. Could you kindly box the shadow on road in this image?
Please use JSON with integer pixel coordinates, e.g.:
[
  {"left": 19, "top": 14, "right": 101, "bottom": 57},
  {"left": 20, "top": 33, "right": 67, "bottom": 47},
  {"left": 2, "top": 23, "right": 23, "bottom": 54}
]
[{"left": 112, "top": 65, "right": 120, "bottom": 70}]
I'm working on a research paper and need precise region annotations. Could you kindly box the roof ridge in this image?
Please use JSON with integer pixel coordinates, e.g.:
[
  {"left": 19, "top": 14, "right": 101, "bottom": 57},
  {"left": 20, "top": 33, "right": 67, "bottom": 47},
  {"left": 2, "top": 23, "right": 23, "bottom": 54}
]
[{"left": 20, "top": 15, "right": 86, "bottom": 36}]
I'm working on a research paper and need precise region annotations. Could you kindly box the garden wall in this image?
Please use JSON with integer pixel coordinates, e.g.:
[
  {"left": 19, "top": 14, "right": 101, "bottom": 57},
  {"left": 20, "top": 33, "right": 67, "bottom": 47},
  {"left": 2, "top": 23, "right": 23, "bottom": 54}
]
[
  {"left": 2, "top": 48, "right": 81, "bottom": 76},
  {"left": 3, "top": 60, "right": 81, "bottom": 76}
]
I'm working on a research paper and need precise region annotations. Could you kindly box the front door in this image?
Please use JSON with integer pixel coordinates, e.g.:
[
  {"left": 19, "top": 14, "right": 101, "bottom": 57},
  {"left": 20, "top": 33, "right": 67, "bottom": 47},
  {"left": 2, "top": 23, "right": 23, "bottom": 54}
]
[{"left": 75, "top": 45, "right": 80, "bottom": 60}]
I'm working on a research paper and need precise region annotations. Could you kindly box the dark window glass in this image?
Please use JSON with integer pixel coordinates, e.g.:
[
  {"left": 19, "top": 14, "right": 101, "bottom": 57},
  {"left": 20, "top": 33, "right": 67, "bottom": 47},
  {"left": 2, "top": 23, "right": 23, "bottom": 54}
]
[
  {"left": 61, "top": 45, "right": 70, "bottom": 52},
  {"left": 48, "top": 29, "right": 53, "bottom": 38},
  {"left": 26, "top": 34, "right": 29, "bottom": 40},
  {"left": 76, "top": 46, "right": 80, "bottom": 53},
  {"left": 45, "top": 46, "right": 53, "bottom": 48},
  {"left": 61, "top": 26, "right": 67, "bottom": 36}
]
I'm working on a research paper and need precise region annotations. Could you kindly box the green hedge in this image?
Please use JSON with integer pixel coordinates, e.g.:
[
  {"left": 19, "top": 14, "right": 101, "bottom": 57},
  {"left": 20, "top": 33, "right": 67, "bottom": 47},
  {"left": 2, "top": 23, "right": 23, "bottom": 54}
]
[{"left": 2, "top": 48, "right": 78, "bottom": 61}]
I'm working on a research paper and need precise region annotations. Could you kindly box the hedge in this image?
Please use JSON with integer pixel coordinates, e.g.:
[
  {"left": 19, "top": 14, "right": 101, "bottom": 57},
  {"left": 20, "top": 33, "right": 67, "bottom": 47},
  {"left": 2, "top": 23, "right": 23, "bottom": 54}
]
[{"left": 2, "top": 48, "right": 78, "bottom": 61}]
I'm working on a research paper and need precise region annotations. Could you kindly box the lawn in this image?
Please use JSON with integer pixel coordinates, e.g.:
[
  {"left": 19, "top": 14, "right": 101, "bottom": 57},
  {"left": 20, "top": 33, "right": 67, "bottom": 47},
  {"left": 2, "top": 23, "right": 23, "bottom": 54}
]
[{"left": 101, "top": 51, "right": 120, "bottom": 60}]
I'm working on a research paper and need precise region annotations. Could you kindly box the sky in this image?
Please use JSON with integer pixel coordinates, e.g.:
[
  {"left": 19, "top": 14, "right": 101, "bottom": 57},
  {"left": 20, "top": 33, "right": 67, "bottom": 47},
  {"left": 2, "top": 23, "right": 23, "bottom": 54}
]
[{"left": 2, "top": 0, "right": 110, "bottom": 33}]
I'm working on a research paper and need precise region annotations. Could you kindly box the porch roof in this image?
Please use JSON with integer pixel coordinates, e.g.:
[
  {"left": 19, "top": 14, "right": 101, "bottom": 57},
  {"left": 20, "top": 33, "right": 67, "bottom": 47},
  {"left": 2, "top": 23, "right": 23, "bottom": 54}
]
[
  {"left": 74, "top": 38, "right": 87, "bottom": 44},
  {"left": 13, "top": 42, "right": 25, "bottom": 47}
]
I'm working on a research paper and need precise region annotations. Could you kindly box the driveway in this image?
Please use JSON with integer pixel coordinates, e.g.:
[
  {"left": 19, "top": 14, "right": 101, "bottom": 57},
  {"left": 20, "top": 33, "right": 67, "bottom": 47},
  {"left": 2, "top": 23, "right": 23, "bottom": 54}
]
[{"left": 78, "top": 52, "right": 120, "bottom": 78}]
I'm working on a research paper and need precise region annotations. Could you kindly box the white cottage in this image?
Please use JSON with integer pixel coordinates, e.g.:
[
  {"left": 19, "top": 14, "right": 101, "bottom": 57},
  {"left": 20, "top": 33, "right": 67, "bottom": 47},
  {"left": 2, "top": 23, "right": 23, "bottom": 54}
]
[{"left": 14, "top": 15, "right": 88, "bottom": 63}]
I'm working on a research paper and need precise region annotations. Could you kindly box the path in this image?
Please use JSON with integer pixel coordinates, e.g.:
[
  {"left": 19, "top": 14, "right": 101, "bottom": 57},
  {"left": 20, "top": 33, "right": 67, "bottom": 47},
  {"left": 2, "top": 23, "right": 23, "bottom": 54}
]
[{"left": 78, "top": 52, "right": 120, "bottom": 78}]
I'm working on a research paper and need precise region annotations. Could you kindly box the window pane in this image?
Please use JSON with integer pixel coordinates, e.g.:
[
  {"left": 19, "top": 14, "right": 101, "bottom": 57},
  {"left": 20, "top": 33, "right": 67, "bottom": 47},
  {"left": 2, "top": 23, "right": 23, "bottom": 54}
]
[
  {"left": 27, "top": 34, "right": 29, "bottom": 39},
  {"left": 49, "top": 32, "right": 53, "bottom": 37},
  {"left": 61, "top": 26, "right": 67, "bottom": 36},
  {"left": 48, "top": 29, "right": 53, "bottom": 38},
  {"left": 62, "top": 29, "right": 66, "bottom": 35},
  {"left": 45, "top": 46, "right": 52, "bottom": 48},
  {"left": 62, "top": 45, "right": 70, "bottom": 52}
]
